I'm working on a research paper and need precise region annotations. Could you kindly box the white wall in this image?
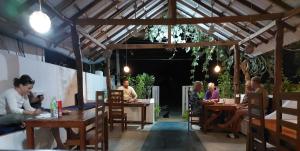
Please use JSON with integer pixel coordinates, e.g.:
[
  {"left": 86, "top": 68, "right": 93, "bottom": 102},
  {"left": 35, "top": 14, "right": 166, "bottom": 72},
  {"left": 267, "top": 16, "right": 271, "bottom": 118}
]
[{"left": 0, "top": 51, "right": 107, "bottom": 108}]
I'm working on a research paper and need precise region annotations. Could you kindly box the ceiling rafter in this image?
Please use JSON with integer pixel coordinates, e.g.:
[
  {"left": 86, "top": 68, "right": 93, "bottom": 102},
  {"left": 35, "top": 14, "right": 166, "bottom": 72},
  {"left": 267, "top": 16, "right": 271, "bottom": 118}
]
[
  {"left": 214, "top": 0, "right": 275, "bottom": 36},
  {"left": 55, "top": 0, "right": 75, "bottom": 12},
  {"left": 89, "top": 3, "right": 167, "bottom": 60},
  {"left": 81, "top": 0, "right": 158, "bottom": 50},
  {"left": 83, "top": 0, "right": 137, "bottom": 41},
  {"left": 178, "top": 1, "right": 245, "bottom": 40},
  {"left": 236, "top": 0, "right": 296, "bottom": 32},
  {"left": 176, "top": 7, "right": 233, "bottom": 41},
  {"left": 51, "top": 0, "right": 105, "bottom": 45},
  {"left": 192, "top": 0, "right": 269, "bottom": 44},
  {"left": 269, "top": 0, "right": 293, "bottom": 10},
  {"left": 88, "top": 1, "right": 167, "bottom": 53}
]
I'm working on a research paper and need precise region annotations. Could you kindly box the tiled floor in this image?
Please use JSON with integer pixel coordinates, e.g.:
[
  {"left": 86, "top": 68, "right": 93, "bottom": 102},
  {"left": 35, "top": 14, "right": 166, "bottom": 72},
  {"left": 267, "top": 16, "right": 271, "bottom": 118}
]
[{"left": 107, "top": 121, "right": 246, "bottom": 151}]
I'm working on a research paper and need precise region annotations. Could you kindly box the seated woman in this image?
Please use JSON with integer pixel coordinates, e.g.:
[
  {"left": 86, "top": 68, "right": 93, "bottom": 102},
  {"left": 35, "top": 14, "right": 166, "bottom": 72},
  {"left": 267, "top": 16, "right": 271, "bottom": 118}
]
[
  {"left": 0, "top": 75, "right": 42, "bottom": 126},
  {"left": 205, "top": 82, "right": 219, "bottom": 102},
  {"left": 0, "top": 75, "right": 67, "bottom": 149}
]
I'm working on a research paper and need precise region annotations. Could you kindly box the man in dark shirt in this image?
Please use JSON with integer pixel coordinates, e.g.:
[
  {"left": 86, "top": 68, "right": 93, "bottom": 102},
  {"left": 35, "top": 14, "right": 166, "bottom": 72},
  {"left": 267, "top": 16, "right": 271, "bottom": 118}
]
[{"left": 28, "top": 92, "right": 44, "bottom": 109}]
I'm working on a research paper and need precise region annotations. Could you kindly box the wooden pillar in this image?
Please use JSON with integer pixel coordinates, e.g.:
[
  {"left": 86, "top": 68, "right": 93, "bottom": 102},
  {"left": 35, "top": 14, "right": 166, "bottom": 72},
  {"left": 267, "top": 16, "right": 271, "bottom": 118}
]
[
  {"left": 71, "top": 25, "right": 84, "bottom": 109},
  {"left": 234, "top": 44, "right": 241, "bottom": 104},
  {"left": 116, "top": 50, "right": 120, "bottom": 86},
  {"left": 167, "top": 0, "right": 176, "bottom": 45},
  {"left": 274, "top": 20, "right": 284, "bottom": 110},
  {"left": 105, "top": 57, "right": 112, "bottom": 92}
]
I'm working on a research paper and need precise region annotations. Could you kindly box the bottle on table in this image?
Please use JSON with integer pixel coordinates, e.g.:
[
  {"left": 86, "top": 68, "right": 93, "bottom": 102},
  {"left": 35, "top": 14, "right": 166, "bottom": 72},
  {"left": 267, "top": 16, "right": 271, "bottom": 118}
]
[{"left": 50, "top": 97, "right": 58, "bottom": 118}]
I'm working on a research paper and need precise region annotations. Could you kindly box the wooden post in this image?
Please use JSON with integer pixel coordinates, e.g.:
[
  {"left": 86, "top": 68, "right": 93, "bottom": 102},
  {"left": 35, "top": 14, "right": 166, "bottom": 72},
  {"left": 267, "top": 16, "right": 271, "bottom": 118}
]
[
  {"left": 105, "top": 57, "right": 112, "bottom": 92},
  {"left": 168, "top": 0, "right": 176, "bottom": 45},
  {"left": 234, "top": 44, "right": 240, "bottom": 104},
  {"left": 71, "top": 25, "right": 84, "bottom": 109},
  {"left": 274, "top": 20, "right": 284, "bottom": 112},
  {"left": 116, "top": 50, "right": 120, "bottom": 86}
]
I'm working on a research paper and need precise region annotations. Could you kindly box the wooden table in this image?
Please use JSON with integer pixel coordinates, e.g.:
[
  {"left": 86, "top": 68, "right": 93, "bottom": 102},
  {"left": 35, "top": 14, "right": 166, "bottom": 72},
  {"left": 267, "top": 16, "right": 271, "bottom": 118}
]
[
  {"left": 202, "top": 103, "right": 237, "bottom": 132},
  {"left": 24, "top": 109, "right": 108, "bottom": 151},
  {"left": 105, "top": 101, "right": 150, "bottom": 129}
]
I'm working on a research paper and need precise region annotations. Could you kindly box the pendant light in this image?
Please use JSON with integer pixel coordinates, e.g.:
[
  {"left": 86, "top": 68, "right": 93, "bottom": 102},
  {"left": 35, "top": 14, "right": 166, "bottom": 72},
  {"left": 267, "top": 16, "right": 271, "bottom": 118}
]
[
  {"left": 214, "top": 38, "right": 221, "bottom": 73},
  {"left": 123, "top": 41, "right": 130, "bottom": 73},
  {"left": 29, "top": 0, "right": 51, "bottom": 33}
]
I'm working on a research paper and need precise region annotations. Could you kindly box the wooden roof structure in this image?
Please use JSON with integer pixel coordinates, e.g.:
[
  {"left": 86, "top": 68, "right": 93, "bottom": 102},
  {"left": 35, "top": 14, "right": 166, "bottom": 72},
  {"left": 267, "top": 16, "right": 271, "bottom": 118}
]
[{"left": 0, "top": 0, "right": 300, "bottom": 63}]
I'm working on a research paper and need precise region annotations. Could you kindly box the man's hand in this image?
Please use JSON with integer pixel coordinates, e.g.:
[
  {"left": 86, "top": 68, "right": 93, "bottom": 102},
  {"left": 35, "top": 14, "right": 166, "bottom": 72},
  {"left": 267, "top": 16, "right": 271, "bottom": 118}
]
[{"left": 33, "top": 109, "right": 42, "bottom": 115}]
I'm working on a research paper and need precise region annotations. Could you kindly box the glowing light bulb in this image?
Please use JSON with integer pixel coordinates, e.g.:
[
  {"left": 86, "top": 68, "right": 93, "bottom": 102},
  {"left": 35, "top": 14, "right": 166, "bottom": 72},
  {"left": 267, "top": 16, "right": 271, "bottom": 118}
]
[
  {"left": 123, "top": 66, "right": 130, "bottom": 73},
  {"left": 29, "top": 11, "right": 51, "bottom": 33},
  {"left": 214, "top": 65, "right": 221, "bottom": 73}
]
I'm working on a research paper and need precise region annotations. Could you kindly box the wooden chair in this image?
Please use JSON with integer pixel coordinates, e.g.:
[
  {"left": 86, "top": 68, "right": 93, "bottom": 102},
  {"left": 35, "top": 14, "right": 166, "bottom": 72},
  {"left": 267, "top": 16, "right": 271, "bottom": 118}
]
[
  {"left": 187, "top": 90, "right": 202, "bottom": 131},
  {"left": 108, "top": 90, "right": 127, "bottom": 131},
  {"left": 276, "top": 92, "right": 300, "bottom": 151},
  {"left": 65, "top": 91, "right": 107, "bottom": 150},
  {"left": 248, "top": 92, "right": 268, "bottom": 151}
]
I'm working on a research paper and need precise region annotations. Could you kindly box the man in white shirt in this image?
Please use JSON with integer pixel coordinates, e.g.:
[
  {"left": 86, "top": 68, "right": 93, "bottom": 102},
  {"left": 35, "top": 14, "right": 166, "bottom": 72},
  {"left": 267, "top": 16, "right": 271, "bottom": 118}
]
[{"left": 117, "top": 79, "right": 137, "bottom": 101}]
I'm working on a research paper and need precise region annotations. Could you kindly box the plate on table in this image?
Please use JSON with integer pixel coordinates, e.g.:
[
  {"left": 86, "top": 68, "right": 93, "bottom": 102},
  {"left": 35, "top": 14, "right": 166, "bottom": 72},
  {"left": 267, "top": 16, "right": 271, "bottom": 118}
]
[{"left": 62, "top": 110, "right": 72, "bottom": 115}]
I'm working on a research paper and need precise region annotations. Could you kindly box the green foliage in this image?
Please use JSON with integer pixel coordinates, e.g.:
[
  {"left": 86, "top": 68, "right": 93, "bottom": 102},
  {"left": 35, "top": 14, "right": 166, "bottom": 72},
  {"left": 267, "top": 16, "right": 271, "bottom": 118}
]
[
  {"left": 145, "top": 24, "right": 230, "bottom": 80},
  {"left": 182, "top": 110, "right": 189, "bottom": 121},
  {"left": 217, "top": 71, "right": 233, "bottom": 98},
  {"left": 154, "top": 105, "right": 161, "bottom": 120},
  {"left": 129, "top": 73, "right": 155, "bottom": 99}
]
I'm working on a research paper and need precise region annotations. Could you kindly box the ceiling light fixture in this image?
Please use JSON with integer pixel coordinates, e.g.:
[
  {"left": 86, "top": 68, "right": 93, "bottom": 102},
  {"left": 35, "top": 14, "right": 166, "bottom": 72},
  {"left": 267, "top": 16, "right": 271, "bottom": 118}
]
[
  {"left": 214, "top": 37, "right": 221, "bottom": 73},
  {"left": 123, "top": 40, "right": 130, "bottom": 73},
  {"left": 29, "top": 0, "right": 51, "bottom": 33}
]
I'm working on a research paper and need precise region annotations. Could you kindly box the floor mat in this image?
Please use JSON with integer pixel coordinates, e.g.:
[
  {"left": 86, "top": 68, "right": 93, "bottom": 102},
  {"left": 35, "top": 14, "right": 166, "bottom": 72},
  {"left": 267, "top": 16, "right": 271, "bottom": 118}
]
[{"left": 140, "top": 122, "right": 206, "bottom": 151}]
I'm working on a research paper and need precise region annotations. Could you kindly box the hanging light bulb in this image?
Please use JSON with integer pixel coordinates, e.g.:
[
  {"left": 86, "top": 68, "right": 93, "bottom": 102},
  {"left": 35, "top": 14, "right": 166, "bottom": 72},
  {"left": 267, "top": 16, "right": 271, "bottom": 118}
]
[
  {"left": 214, "top": 65, "right": 221, "bottom": 73},
  {"left": 29, "top": 0, "right": 51, "bottom": 33},
  {"left": 123, "top": 65, "right": 130, "bottom": 73}
]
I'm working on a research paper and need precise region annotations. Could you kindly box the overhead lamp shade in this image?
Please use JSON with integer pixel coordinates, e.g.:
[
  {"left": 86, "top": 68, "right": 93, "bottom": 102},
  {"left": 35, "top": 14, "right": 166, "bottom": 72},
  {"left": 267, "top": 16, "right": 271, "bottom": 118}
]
[
  {"left": 123, "top": 65, "right": 130, "bottom": 73},
  {"left": 29, "top": 11, "right": 51, "bottom": 33},
  {"left": 214, "top": 65, "right": 221, "bottom": 73}
]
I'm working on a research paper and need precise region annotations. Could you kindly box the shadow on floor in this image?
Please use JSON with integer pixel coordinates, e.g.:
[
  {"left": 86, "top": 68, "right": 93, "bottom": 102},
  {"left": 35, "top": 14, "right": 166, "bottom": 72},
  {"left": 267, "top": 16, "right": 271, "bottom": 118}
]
[{"left": 140, "top": 122, "right": 206, "bottom": 151}]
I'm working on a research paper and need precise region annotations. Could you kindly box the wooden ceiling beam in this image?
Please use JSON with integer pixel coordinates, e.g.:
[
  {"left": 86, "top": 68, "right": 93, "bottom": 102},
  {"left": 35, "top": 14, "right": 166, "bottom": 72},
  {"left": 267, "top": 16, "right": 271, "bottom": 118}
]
[
  {"left": 193, "top": 0, "right": 269, "bottom": 44},
  {"left": 89, "top": 5, "right": 167, "bottom": 60},
  {"left": 212, "top": 0, "right": 276, "bottom": 35},
  {"left": 107, "top": 41, "right": 238, "bottom": 50},
  {"left": 76, "top": 13, "right": 283, "bottom": 25},
  {"left": 269, "top": 0, "right": 293, "bottom": 10},
  {"left": 55, "top": 0, "right": 75, "bottom": 12},
  {"left": 231, "top": 7, "right": 300, "bottom": 50},
  {"left": 178, "top": 1, "right": 245, "bottom": 41},
  {"left": 51, "top": 0, "right": 102, "bottom": 39},
  {"left": 176, "top": 8, "right": 233, "bottom": 41},
  {"left": 81, "top": 0, "right": 157, "bottom": 49},
  {"left": 236, "top": 0, "right": 296, "bottom": 32},
  {"left": 85, "top": 0, "right": 137, "bottom": 38}
]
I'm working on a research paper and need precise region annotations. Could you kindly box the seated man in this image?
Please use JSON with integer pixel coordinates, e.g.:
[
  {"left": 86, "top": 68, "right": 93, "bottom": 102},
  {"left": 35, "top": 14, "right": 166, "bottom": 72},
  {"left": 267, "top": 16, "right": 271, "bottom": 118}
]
[
  {"left": 28, "top": 92, "right": 44, "bottom": 109},
  {"left": 117, "top": 79, "right": 137, "bottom": 102},
  {"left": 189, "top": 81, "right": 204, "bottom": 116},
  {"left": 219, "top": 76, "right": 267, "bottom": 138},
  {"left": 189, "top": 81, "right": 218, "bottom": 129}
]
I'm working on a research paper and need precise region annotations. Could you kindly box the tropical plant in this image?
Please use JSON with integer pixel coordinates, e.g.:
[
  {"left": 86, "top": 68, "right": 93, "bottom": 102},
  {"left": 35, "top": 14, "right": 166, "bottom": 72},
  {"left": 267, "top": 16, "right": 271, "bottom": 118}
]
[
  {"left": 129, "top": 73, "right": 155, "bottom": 99},
  {"left": 217, "top": 71, "right": 233, "bottom": 98}
]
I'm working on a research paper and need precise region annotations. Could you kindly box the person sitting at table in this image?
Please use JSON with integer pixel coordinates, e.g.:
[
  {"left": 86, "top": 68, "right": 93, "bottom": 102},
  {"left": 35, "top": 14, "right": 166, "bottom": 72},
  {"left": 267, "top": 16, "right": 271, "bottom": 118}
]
[
  {"left": 189, "top": 81, "right": 204, "bottom": 116},
  {"left": 189, "top": 81, "right": 219, "bottom": 129},
  {"left": 28, "top": 91, "right": 44, "bottom": 109},
  {"left": 0, "top": 75, "right": 42, "bottom": 126},
  {"left": 218, "top": 80, "right": 253, "bottom": 137},
  {"left": 205, "top": 82, "right": 219, "bottom": 102},
  {"left": 117, "top": 78, "right": 137, "bottom": 102},
  {"left": 0, "top": 75, "right": 67, "bottom": 149}
]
